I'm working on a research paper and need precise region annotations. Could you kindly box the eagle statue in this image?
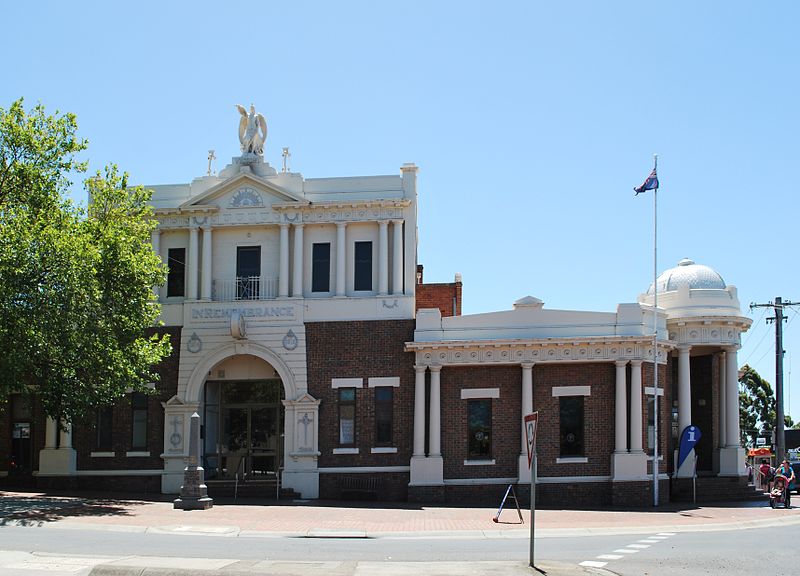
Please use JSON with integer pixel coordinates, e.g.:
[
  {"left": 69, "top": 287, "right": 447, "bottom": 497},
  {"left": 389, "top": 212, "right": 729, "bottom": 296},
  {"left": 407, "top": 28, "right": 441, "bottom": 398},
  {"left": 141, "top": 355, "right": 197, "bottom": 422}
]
[{"left": 236, "top": 104, "right": 268, "bottom": 156}]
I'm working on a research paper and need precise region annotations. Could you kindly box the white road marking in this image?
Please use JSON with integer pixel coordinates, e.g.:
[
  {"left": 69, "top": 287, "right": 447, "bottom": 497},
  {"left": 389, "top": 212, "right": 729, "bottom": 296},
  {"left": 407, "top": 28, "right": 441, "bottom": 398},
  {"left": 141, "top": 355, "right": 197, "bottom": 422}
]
[
  {"left": 639, "top": 539, "right": 660, "bottom": 543},
  {"left": 657, "top": 532, "right": 676, "bottom": 536},
  {"left": 627, "top": 543, "right": 651, "bottom": 549},
  {"left": 597, "top": 554, "right": 624, "bottom": 560},
  {"left": 614, "top": 548, "right": 640, "bottom": 554},
  {"left": 580, "top": 560, "right": 608, "bottom": 568}
]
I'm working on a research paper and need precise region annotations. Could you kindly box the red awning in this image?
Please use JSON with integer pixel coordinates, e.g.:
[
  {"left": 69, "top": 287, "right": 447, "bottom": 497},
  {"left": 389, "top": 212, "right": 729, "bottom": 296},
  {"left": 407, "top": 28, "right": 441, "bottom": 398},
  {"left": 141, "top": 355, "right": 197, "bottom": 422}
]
[{"left": 748, "top": 447, "right": 773, "bottom": 457}]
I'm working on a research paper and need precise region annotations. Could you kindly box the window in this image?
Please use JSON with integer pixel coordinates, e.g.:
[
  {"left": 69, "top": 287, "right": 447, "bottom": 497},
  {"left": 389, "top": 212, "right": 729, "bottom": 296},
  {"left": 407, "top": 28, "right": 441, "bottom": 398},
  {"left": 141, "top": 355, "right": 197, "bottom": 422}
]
[
  {"left": 467, "top": 399, "right": 492, "bottom": 459},
  {"left": 338, "top": 388, "right": 356, "bottom": 446},
  {"left": 131, "top": 392, "right": 148, "bottom": 450},
  {"left": 96, "top": 406, "right": 114, "bottom": 452},
  {"left": 166, "top": 248, "right": 186, "bottom": 297},
  {"left": 354, "top": 241, "right": 372, "bottom": 291},
  {"left": 559, "top": 396, "right": 584, "bottom": 457},
  {"left": 236, "top": 246, "right": 261, "bottom": 300},
  {"left": 374, "top": 387, "right": 393, "bottom": 446},
  {"left": 312, "top": 243, "right": 331, "bottom": 292}
]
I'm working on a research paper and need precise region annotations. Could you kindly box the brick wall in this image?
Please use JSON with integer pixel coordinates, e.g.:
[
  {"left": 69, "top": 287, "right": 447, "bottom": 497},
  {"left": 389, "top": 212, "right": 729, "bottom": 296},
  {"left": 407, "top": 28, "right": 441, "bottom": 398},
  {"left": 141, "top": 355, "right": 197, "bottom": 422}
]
[
  {"left": 415, "top": 282, "right": 462, "bottom": 317},
  {"left": 71, "top": 326, "right": 181, "bottom": 474},
  {"left": 532, "top": 363, "right": 615, "bottom": 478},
  {"left": 306, "top": 319, "right": 415, "bottom": 500},
  {"left": 415, "top": 263, "right": 462, "bottom": 317},
  {"left": 440, "top": 365, "right": 521, "bottom": 480}
]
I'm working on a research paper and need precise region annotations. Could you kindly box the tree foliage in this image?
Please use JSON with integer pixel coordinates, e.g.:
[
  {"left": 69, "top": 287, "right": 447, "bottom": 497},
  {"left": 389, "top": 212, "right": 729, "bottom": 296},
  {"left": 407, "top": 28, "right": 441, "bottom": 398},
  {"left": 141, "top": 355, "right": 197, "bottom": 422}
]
[
  {"left": 739, "top": 364, "right": 794, "bottom": 445},
  {"left": 0, "top": 99, "right": 170, "bottom": 422}
]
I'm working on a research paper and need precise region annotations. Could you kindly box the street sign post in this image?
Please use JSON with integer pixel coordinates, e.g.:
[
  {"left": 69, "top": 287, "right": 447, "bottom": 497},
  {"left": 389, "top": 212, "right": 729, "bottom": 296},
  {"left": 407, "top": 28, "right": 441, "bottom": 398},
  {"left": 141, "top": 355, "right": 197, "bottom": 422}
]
[{"left": 524, "top": 412, "right": 538, "bottom": 569}]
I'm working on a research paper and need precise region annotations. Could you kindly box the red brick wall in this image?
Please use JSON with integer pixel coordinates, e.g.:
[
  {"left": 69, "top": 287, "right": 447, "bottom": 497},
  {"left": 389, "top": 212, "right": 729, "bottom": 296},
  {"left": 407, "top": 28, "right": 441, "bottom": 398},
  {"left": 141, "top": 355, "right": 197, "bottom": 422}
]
[
  {"left": 532, "top": 363, "right": 615, "bottom": 478},
  {"left": 306, "top": 319, "right": 415, "bottom": 499},
  {"left": 71, "top": 326, "right": 181, "bottom": 473},
  {"left": 415, "top": 282, "right": 462, "bottom": 317},
  {"left": 440, "top": 365, "right": 521, "bottom": 480}
]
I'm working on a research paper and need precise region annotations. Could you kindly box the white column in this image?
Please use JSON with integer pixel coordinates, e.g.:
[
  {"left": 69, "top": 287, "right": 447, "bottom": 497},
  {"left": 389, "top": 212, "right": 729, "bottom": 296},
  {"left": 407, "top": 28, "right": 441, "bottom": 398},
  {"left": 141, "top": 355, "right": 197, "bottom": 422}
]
[
  {"left": 630, "top": 360, "right": 644, "bottom": 452},
  {"left": 279, "top": 224, "right": 290, "bottom": 298},
  {"left": 521, "top": 363, "right": 534, "bottom": 455},
  {"left": 378, "top": 220, "right": 389, "bottom": 295},
  {"left": 335, "top": 222, "right": 346, "bottom": 297},
  {"left": 678, "top": 345, "right": 692, "bottom": 434},
  {"left": 391, "top": 219, "right": 404, "bottom": 295},
  {"left": 150, "top": 229, "right": 161, "bottom": 299},
  {"left": 292, "top": 224, "right": 304, "bottom": 298},
  {"left": 719, "top": 351, "right": 727, "bottom": 447},
  {"left": 200, "top": 226, "right": 212, "bottom": 300},
  {"left": 725, "top": 346, "right": 740, "bottom": 448},
  {"left": 615, "top": 360, "right": 628, "bottom": 453},
  {"left": 188, "top": 226, "right": 199, "bottom": 300},
  {"left": 58, "top": 421, "right": 72, "bottom": 449},
  {"left": 413, "top": 365, "right": 427, "bottom": 457},
  {"left": 45, "top": 417, "right": 58, "bottom": 449},
  {"left": 429, "top": 366, "right": 442, "bottom": 457}
]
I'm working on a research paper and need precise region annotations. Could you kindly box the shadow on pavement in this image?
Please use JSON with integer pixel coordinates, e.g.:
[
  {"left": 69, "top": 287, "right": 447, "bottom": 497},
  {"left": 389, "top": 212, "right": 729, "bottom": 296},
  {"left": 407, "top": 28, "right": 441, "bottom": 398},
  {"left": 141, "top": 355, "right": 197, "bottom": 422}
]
[{"left": 0, "top": 491, "right": 152, "bottom": 527}]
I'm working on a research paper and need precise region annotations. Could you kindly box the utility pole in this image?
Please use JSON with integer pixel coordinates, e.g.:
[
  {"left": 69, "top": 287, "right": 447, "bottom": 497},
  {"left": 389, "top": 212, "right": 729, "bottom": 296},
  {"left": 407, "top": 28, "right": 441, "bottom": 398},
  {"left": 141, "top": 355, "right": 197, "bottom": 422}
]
[{"left": 750, "top": 297, "right": 799, "bottom": 462}]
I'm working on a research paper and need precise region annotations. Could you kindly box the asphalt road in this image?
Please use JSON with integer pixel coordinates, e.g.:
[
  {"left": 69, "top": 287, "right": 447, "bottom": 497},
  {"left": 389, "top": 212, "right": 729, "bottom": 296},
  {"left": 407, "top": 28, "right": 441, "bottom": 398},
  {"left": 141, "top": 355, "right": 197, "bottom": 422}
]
[{"left": 0, "top": 522, "right": 795, "bottom": 575}]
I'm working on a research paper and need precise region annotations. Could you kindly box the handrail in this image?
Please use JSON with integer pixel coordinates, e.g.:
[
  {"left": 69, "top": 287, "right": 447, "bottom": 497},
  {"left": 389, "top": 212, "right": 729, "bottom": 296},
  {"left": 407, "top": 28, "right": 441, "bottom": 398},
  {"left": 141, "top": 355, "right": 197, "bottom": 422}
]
[{"left": 233, "top": 455, "right": 246, "bottom": 500}]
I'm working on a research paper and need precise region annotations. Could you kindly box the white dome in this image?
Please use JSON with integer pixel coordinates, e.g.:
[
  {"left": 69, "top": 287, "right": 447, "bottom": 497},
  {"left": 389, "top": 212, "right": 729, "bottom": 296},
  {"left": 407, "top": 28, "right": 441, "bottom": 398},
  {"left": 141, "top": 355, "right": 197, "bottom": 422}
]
[{"left": 647, "top": 258, "right": 726, "bottom": 295}]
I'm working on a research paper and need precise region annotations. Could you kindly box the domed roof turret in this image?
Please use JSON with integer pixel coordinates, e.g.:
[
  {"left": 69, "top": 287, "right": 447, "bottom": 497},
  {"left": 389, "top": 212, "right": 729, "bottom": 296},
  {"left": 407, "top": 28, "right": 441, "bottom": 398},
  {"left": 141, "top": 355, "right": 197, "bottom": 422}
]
[{"left": 646, "top": 258, "right": 726, "bottom": 295}]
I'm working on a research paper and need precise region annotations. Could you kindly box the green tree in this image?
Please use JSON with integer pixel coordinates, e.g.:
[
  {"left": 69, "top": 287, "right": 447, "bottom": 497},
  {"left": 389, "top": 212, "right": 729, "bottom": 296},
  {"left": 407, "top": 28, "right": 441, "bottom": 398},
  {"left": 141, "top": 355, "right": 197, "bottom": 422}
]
[
  {"left": 0, "top": 99, "right": 170, "bottom": 422},
  {"left": 739, "top": 364, "right": 794, "bottom": 446}
]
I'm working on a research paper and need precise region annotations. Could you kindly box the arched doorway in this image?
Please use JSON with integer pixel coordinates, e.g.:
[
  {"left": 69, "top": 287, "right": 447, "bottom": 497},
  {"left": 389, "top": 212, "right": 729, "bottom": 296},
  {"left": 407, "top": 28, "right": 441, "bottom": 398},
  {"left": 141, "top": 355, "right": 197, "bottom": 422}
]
[{"left": 198, "top": 354, "right": 286, "bottom": 483}]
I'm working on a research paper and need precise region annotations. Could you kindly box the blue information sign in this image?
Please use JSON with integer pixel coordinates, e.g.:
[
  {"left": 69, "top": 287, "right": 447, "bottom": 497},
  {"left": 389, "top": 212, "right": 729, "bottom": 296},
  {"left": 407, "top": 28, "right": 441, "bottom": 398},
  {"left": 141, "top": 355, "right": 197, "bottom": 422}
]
[{"left": 677, "top": 425, "right": 701, "bottom": 469}]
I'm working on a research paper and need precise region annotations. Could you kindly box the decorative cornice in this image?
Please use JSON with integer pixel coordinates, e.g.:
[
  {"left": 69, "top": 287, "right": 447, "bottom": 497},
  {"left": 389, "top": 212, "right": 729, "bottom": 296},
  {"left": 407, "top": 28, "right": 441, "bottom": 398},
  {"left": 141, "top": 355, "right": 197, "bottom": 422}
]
[{"left": 406, "top": 336, "right": 672, "bottom": 367}]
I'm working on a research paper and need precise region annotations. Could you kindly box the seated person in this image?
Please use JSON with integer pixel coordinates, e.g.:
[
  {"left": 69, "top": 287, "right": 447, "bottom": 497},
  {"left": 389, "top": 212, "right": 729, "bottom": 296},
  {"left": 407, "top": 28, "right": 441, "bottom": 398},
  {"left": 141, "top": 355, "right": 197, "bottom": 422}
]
[{"left": 774, "top": 460, "right": 796, "bottom": 507}]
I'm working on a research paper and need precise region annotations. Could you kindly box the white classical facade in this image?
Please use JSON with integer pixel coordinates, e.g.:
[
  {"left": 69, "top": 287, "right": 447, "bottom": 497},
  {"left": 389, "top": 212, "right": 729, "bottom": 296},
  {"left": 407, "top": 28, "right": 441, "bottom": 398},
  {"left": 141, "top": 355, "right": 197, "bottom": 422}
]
[
  {"left": 148, "top": 129, "right": 419, "bottom": 496},
  {"left": 638, "top": 258, "right": 752, "bottom": 478}
]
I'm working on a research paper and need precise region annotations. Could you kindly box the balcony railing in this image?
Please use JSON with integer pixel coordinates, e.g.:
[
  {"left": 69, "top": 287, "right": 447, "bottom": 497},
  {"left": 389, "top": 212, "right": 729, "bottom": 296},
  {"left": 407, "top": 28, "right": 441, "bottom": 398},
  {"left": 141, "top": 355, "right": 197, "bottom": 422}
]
[{"left": 212, "top": 276, "right": 278, "bottom": 302}]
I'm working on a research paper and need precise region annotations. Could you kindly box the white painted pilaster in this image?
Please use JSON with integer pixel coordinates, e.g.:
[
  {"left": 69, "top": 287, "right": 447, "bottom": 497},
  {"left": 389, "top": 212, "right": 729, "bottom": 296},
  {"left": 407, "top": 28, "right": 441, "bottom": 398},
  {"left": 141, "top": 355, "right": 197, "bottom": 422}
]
[
  {"left": 279, "top": 224, "right": 290, "bottom": 297},
  {"left": 718, "top": 351, "right": 727, "bottom": 448},
  {"left": 188, "top": 226, "right": 199, "bottom": 300},
  {"left": 336, "top": 222, "right": 346, "bottom": 297},
  {"left": 378, "top": 220, "right": 389, "bottom": 296},
  {"left": 150, "top": 229, "right": 161, "bottom": 299},
  {"left": 518, "top": 363, "right": 534, "bottom": 483},
  {"left": 391, "top": 219, "right": 403, "bottom": 295},
  {"left": 677, "top": 345, "right": 694, "bottom": 478},
  {"left": 429, "top": 366, "right": 442, "bottom": 457},
  {"left": 200, "top": 226, "right": 212, "bottom": 301},
  {"left": 615, "top": 360, "right": 628, "bottom": 453},
  {"left": 630, "top": 360, "right": 644, "bottom": 452},
  {"left": 413, "top": 365, "right": 427, "bottom": 457},
  {"left": 292, "top": 224, "right": 304, "bottom": 298}
]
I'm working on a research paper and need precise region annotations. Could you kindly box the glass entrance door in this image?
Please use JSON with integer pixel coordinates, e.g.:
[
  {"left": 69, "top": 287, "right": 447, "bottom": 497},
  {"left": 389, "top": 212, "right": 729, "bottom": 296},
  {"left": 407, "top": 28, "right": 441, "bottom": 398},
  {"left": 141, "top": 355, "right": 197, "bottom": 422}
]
[{"left": 205, "top": 380, "right": 283, "bottom": 480}]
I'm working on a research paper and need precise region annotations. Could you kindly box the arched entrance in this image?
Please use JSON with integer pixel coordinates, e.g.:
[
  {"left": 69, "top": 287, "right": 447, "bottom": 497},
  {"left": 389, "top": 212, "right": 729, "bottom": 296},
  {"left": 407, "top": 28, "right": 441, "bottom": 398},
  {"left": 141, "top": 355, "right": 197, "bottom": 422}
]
[
  {"left": 203, "top": 378, "right": 284, "bottom": 480},
  {"left": 199, "top": 354, "right": 285, "bottom": 482}
]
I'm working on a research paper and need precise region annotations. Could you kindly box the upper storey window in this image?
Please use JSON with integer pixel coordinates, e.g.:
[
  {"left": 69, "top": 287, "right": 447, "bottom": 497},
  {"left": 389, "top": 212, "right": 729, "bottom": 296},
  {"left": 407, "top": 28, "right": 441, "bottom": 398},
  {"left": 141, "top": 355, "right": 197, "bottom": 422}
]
[
  {"left": 354, "top": 241, "right": 372, "bottom": 291},
  {"left": 236, "top": 246, "right": 261, "bottom": 300},
  {"left": 166, "top": 248, "right": 186, "bottom": 297},
  {"left": 312, "top": 243, "right": 331, "bottom": 293}
]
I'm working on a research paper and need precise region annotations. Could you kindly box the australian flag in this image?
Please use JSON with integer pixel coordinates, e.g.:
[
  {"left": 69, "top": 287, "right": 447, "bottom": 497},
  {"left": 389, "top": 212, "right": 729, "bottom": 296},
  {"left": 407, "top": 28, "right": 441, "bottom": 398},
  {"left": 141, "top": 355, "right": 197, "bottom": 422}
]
[{"left": 634, "top": 168, "right": 659, "bottom": 195}]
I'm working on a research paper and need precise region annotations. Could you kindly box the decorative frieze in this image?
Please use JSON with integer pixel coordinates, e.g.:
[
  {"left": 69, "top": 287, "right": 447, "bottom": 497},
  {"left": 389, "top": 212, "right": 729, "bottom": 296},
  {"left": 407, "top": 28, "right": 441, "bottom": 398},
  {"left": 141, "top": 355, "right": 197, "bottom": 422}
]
[{"left": 408, "top": 337, "right": 671, "bottom": 367}]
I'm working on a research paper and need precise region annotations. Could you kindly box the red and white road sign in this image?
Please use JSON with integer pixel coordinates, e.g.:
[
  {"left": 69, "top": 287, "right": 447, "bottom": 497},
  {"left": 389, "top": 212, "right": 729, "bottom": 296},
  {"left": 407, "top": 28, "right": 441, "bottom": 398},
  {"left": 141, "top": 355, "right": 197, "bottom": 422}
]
[{"left": 525, "top": 412, "right": 538, "bottom": 468}]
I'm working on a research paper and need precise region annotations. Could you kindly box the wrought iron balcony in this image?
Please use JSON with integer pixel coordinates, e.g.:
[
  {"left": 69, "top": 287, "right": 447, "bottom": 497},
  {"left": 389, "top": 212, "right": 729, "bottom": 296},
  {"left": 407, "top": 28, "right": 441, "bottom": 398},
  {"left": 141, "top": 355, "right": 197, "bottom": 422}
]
[{"left": 212, "top": 276, "right": 278, "bottom": 302}]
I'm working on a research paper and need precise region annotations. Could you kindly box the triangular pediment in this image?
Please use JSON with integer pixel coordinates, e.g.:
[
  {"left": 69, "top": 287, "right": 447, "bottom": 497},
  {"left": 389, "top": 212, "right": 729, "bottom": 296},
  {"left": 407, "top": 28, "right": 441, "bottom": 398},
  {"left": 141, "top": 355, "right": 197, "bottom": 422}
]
[
  {"left": 163, "top": 395, "right": 185, "bottom": 406},
  {"left": 180, "top": 172, "right": 307, "bottom": 210}
]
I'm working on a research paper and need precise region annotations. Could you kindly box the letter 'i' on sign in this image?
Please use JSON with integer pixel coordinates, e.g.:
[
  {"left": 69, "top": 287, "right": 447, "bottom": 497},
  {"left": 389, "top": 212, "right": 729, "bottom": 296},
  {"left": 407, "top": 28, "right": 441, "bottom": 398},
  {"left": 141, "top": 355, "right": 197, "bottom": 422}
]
[{"left": 525, "top": 412, "right": 538, "bottom": 468}]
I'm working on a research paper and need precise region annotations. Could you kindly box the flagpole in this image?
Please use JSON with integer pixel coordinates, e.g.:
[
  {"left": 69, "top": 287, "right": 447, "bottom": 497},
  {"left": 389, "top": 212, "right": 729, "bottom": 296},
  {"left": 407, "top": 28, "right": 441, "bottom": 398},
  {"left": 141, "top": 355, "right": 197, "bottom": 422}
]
[{"left": 652, "top": 153, "right": 659, "bottom": 507}]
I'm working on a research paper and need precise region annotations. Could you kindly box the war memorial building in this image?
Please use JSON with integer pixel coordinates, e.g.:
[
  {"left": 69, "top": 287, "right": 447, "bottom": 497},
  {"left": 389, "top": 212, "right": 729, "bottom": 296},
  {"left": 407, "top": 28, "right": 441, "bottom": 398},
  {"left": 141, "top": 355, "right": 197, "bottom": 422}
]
[{"left": 0, "top": 107, "right": 753, "bottom": 506}]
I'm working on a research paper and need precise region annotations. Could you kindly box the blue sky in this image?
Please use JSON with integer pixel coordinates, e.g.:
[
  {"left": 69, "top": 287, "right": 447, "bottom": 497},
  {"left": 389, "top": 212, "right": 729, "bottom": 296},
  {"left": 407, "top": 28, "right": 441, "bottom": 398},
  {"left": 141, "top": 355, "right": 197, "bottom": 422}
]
[{"left": 3, "top": 1, "right": 799, "bottom": 424}]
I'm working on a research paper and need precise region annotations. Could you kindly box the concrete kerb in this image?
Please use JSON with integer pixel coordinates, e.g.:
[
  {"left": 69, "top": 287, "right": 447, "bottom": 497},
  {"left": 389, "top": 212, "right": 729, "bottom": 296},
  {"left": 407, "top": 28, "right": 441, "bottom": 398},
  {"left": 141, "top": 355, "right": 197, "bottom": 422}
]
[{"left": 87, "top": 560, "right": 614, "bottom": 576}]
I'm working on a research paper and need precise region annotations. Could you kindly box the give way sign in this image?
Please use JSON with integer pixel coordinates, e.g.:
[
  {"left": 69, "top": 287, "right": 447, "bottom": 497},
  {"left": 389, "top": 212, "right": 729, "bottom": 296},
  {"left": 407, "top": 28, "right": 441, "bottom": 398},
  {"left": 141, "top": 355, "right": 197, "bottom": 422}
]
[{"left": 525, "top": 412, "right": 538, "bottom": 468}]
